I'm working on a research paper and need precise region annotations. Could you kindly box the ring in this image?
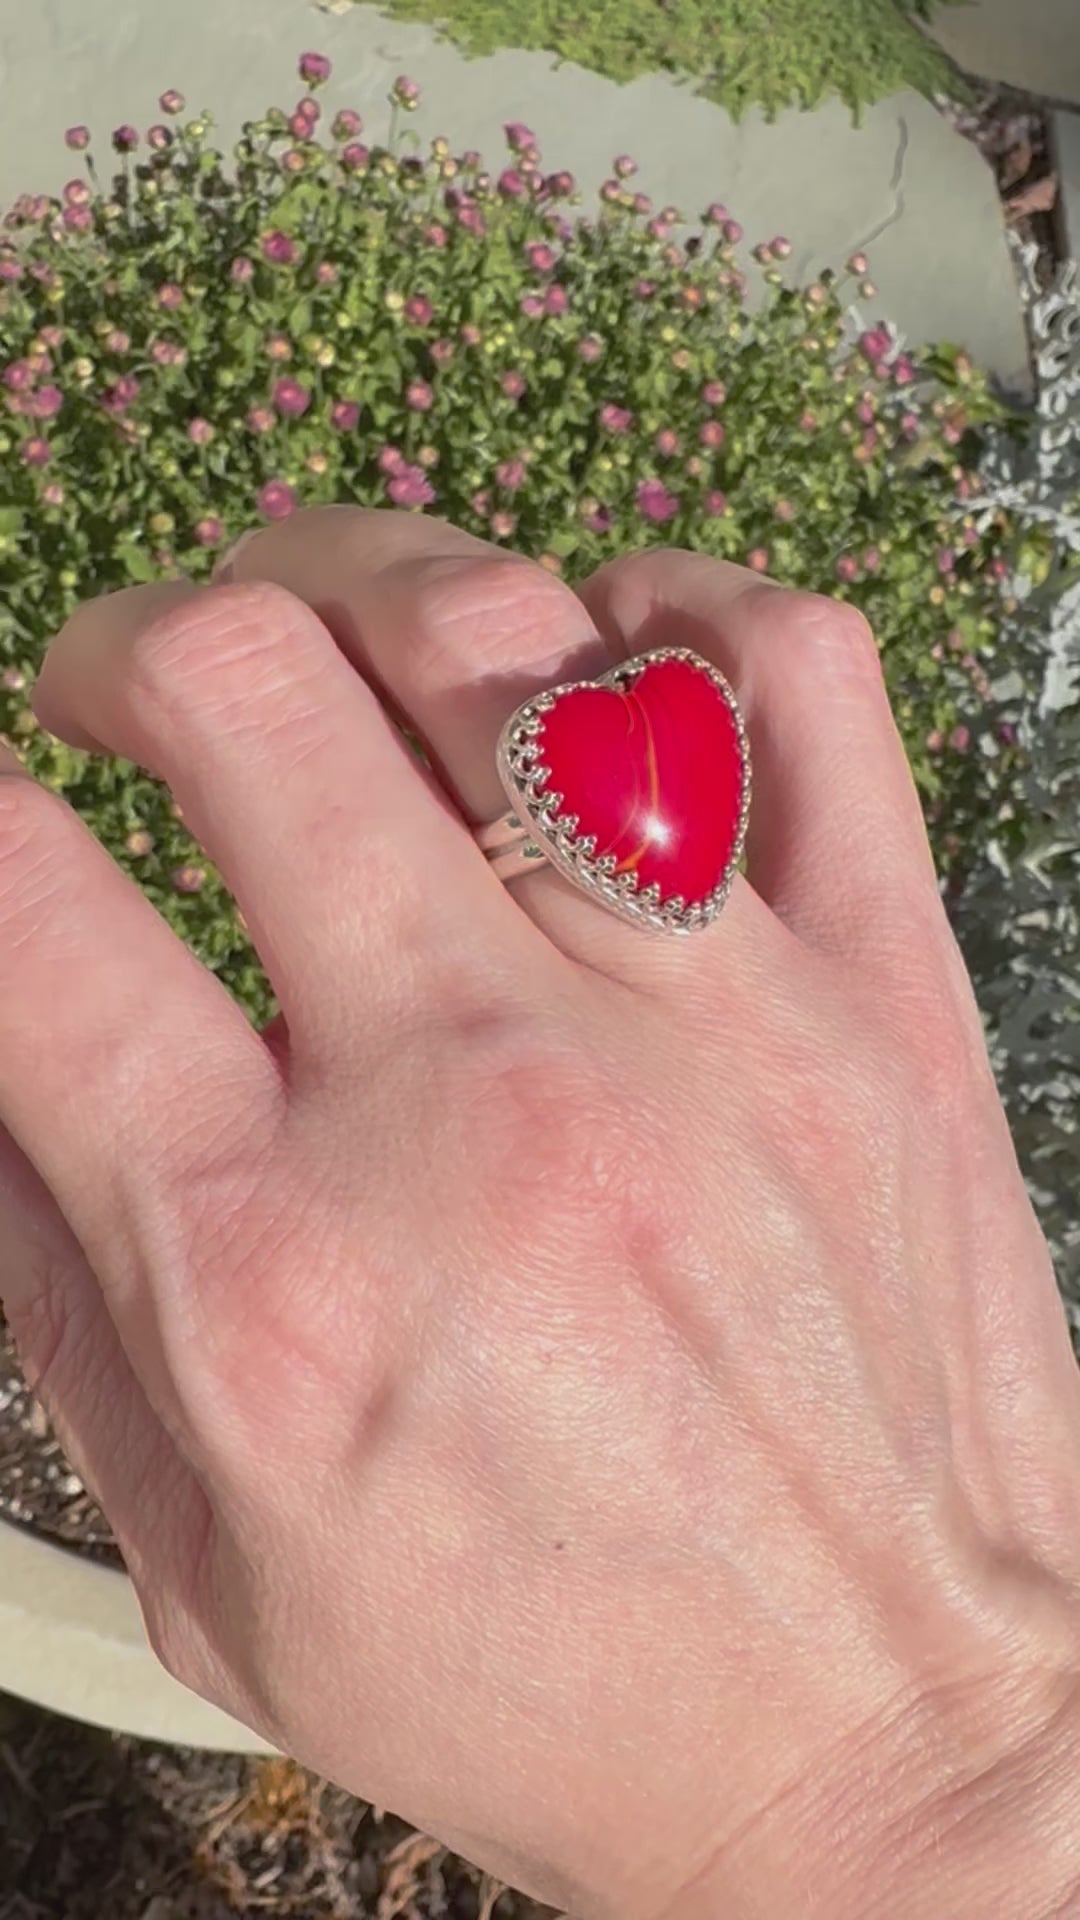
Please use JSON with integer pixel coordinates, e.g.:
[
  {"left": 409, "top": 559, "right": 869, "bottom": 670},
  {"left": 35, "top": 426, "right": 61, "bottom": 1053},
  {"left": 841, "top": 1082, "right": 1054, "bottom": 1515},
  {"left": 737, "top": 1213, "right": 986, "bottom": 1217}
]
[{"left": 475, "top": 647, "right": 751, "bottom": 934}]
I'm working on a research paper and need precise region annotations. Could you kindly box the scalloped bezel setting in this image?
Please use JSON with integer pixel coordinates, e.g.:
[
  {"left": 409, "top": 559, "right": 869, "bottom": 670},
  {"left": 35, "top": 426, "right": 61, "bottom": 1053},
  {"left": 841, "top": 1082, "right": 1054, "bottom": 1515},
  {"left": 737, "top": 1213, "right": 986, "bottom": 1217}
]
[{"left": 494, "top": 646, "right": 752, "bottom": 934}]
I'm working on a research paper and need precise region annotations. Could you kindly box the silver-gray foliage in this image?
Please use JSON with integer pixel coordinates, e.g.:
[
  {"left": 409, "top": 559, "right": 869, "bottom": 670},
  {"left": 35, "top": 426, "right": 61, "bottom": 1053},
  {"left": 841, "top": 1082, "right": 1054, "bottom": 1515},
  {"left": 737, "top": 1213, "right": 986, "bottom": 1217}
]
[{"left": 953, "top": 242, "right": 1080, "bottom": 1311}]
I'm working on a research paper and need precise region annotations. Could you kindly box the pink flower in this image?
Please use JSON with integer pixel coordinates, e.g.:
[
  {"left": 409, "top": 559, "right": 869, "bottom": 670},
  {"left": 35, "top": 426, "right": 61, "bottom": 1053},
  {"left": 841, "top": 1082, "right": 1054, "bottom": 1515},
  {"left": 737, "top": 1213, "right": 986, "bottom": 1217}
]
[
  {"left": 406, "top": 379, "right": 434, "bottom": 412},
  {"left": 544, "top": 284, "right": 569, "bottom": 316},
  {"left": 858, "top": 326, "right": 891, "bottom": 365},
  {"left": 461, "top": 323, "right": 482, "bottom": 348},
  {"left": 159, "top": 90, "right": 185, "bottom": 115},
  {"left": 577, "top": 334, "right": 603, "bottom": 363},
  {"left": 392, "top": 75, "right": 421, "bottom": 109},
  {"left": 315, "top": 261, "right": 339, "bottom": 287},
  {"left": 747, "top": 548, "right": 770, "bottom": 574},
  {"left": 425, "top": 221, "right": 448, "bottom": 248},
  {"left": 63, "top": 178, "right": 91, "bottom": 206},
  {"left": 526, "top": 241, "right": 557, "bottom": 274},
  {"left": 231, "top": 255, "right": 254, "bottom": 283},
  {"left": 273, "top": 378, "right": 311, "bottom": 418},
  {"left": 704, "top": 490, "right": 728, "bottom": 517},
  {"left": 773, "top": 499, "right": 794, "bottom": 522},
  {"left": 65, "top": 126, "right": 91, "bottom": 150},
  {"left": 613, "top": 153, "right": 637, "bottom": 178},
  {"left": 431, "top": 338, "right": 455, "bottom": 367},
  {"left": 378, "top": 445, "right": 406, "bottom": 474},
  {"left": 266, "top": 334, "right": 292, "bottom": 362},
  {"left": 584, "top": 505, "right": 613, "bottom": 534},
  {"left": 148, "top": 125, "right": 172, "bottom": 151},
  {"left": 490, "top": 510, "right": 517, "bottom": 540},
  {"left": 702, "top": 380, "right": 726, "bottom": 406},
  {"left": 331, "top": 399, "right": 360, "bottom": 431},
  {"left": 700, "top": 420, "right": 725, "bottom": 450},
  {"left": 247, "top": 405, "right": 274, "bottom": 434},
  {"left": 835, "top": 555, "right": 860, "bottom": 583},
  {"left": 151, "top": 339, "right": 181, "bottom": 366},
  {"left": 340, "top": 143, "right": 370, "bottom": 173},
  {"left": 863, "top": 547, "right": 882, "bottom": 572},
  {"left": 62, "top": 206, "right": 92, "bottom": 232},
  {"left": 937, "top": 546, "right": 955, "bottom": 575},
  {"left": 0, "top": 259, "right": 23, "bottom": 283},
  {"left": 261, "top": 230, "right": 298, "bottom": 265},
  {"left": 157, "top": 282, "right": 183, "bottom": 310},
  {"left": 105, "top": 329, "right": 130, "bottom": 354},
  {"left": 848, "top": 251, "right": 869, "bottom": 275},
  {"left": 257, "top": 480, "right": 298, "bottom": 520},
  {"left": 387, "top": 463, "right": 435, "bottom": 508},
  {"left": 29, "top": 385, "right": 62, "bottom": 420},
  {"left": 22, "top": 437, "right": 51, "bottom": 466},
  {"left": 332, "top": 109, "right": 363, "bottom": 139},
  {"left": 505, "top": 121, "right": 537, "bottom": 152},
  {"left": 498, "top": 167, "right": 527, "bottom": 199},
  {"left": 172, "top": 865, "right": 205, "bottom": 894},
  {"left": 3, "top": 360, "right": 35, "bottom": 392},
  {"left": 112, "top": 124, "right": 139, "bottom": 152},
  {"left": 404, "top": 294, "right": 433, "bottom": 325},
  {"left": 600, "top": 403, "right": 634, "bottom": 435},
  {"left": 722, "top": 219, "right": 743, "bottom": 245},
  {"left": 770, "top": 236, "right": 792, "bottom": 259},
  {"left": 42, "top": 482, "right": 65, "bottom": 507},
  {"left": 996, "top": 720, "right": 1018, "bottom": 746},
  {"left": 496, "top": 458, "right": 526, "bottom": 493},
  {"left": 900, "top": 410, "right": 920, "bottom": 440},
  {"left": 636, "top": 479, "right": 679, "bottom": 525},
  {"left": 281, "top": 150, "right": 306, "bottom": 175},
  {"left": 101, "top": 374, "right": 139, "bottom": 413},
  {"left": 299, "top": 50, "right": 332, "bottom": 85},
  {"left": 194, "top": 516, "right": 224, "bottom": 546},
  {"left": 949, "top": 726, "right": 970, "bottom": 753},
  {"left": 704, "top": 202, "right": 728, "bottom": 226},
  {"left": 544, "top": 169, "right": 575, "bottom": 199},
  {"left": 188, "top": 417, "right": 215, "bottom": 445},
  {"left": 520, "top": 292, "right": 545, "bottom": 319},
  {"left": 501, "top": 371, "right": 526, "bottom": 399},
  {"left": 655, "top": 428, "right": 680, "bottom": 457},
  {"left": 288, "top": 112, "right": 313, "bottom": 141},
  {"left": 892, "top": 354, "right": 916, "bottom": 386},
  {"left": 633, "top": 279, "right": 656, "bottom": 301}
]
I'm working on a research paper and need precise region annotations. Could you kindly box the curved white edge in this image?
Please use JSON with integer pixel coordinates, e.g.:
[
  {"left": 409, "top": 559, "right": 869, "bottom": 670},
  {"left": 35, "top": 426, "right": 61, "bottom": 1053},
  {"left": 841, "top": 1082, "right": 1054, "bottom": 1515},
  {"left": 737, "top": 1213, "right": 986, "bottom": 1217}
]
[{"left": 0, "top": 1519, "right": 273, "bottom": 1753}]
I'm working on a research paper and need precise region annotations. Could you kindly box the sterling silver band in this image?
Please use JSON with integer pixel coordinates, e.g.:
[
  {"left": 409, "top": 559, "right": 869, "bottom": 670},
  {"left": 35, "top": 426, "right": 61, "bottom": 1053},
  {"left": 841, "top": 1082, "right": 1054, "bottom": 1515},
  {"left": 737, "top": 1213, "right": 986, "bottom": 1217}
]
[{"left": 474, "top": 811, "right": 547, "bottom": 881}]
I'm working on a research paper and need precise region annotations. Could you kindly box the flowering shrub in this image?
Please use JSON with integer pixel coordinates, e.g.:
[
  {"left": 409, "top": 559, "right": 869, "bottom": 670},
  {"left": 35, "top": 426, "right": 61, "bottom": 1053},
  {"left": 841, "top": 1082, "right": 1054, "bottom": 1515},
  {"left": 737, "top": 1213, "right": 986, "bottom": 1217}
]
[{"left": 0, "top": 56, "right": 1034, "bottom": 1032}]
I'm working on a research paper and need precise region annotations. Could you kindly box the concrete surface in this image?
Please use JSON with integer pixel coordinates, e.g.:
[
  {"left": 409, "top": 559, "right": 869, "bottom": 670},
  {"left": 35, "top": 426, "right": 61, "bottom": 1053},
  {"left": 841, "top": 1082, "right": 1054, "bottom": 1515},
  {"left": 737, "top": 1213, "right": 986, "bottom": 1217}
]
[
  {"left": 929, "top": 0, "right": 1080, "bottom": 108},
  {"left": 0, "top": 0, "right": 1029, "bottom": 385}
]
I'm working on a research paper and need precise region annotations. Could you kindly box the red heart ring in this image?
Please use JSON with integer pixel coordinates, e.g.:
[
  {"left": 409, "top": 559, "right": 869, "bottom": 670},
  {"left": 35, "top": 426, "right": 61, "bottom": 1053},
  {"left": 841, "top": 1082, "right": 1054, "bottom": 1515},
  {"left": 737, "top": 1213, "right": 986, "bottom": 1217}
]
[{"left": 475, "top": 648, "right": 751, "bottom": 933}]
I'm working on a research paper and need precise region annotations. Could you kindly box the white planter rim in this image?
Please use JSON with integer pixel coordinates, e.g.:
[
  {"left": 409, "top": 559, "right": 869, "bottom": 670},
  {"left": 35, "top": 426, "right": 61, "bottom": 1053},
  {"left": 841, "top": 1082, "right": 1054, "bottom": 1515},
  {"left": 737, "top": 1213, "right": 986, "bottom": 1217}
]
[{"left": 0, "top": 1515, "right": 271, "bottom": 1752}]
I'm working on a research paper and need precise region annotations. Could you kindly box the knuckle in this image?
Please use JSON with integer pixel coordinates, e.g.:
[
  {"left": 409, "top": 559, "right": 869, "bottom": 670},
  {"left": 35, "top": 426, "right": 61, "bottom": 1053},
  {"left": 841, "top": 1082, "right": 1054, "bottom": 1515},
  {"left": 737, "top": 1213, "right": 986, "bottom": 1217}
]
[
  {"left": 768, "top": 590, "right": 882, "bottom": 680},
  {"left": 400, "top": 552, "right": 593, "bottom": 696},
  {"left": 127, "top": 582, "right": 318, "bottom": 733},
  {"left": 0, "top": 776, "right": 72, "bottom": 921}
]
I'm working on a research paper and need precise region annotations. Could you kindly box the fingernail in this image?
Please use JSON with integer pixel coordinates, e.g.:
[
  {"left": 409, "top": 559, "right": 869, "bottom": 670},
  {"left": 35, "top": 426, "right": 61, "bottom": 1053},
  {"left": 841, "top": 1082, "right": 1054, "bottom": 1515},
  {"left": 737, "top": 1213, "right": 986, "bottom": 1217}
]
[{"left": 212, "top": 527, "right": 259, "bottom": 585}]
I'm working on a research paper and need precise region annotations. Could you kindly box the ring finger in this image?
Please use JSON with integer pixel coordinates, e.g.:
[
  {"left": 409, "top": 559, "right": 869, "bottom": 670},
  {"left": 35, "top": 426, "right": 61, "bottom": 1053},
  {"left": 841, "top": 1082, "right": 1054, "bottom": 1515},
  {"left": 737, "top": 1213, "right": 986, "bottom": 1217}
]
[{"left": 215, "top": 508, "right": 781, "bottom": 979}]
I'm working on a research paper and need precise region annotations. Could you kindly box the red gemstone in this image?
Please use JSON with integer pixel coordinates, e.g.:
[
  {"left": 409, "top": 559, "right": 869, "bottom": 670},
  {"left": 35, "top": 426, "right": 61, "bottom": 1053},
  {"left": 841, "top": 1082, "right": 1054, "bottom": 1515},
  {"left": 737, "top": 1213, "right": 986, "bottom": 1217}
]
[{"left": 534, "top": 655, "right": 745, "bottom": 905}]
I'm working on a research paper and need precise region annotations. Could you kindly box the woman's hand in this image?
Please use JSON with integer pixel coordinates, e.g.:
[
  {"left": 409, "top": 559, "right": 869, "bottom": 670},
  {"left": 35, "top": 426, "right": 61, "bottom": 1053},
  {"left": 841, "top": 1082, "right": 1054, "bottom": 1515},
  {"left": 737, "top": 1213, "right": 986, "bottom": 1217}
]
[{"left": 3, "top": 510, "right": 1080, "bottom": 1919}]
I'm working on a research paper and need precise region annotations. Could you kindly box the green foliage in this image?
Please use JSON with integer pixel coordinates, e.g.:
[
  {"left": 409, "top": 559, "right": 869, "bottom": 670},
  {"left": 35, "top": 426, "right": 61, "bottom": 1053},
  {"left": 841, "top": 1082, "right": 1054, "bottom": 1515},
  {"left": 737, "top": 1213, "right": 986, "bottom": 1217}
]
[
  {"left": 363, "top": 0, "right": 965, "bottom": 120},
  {"left": 0, "top": 72, "right": 1030, "bottom": 1039}
]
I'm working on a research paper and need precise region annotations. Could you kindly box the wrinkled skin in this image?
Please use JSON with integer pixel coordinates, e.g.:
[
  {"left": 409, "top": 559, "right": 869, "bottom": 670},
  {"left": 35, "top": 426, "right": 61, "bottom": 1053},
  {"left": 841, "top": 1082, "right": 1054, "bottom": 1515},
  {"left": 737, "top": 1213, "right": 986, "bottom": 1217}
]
[{"left": 3, "top": 513, "right": 1080, "bottom": 1919}]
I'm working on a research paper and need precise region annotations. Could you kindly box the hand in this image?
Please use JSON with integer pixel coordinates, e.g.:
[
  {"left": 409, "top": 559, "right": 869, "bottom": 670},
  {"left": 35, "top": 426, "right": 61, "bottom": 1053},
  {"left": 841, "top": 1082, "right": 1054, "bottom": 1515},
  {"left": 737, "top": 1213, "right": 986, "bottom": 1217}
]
[{"left": 4, "top": 511, "right": 1080, "bottom": 1919}]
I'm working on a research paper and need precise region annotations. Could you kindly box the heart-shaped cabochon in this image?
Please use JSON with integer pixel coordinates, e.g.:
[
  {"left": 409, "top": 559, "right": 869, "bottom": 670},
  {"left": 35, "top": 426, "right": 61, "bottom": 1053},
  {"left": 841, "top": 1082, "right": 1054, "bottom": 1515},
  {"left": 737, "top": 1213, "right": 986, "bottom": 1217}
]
[{"left": 496, "top": 648, "right": 751, "bottom": 932}]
